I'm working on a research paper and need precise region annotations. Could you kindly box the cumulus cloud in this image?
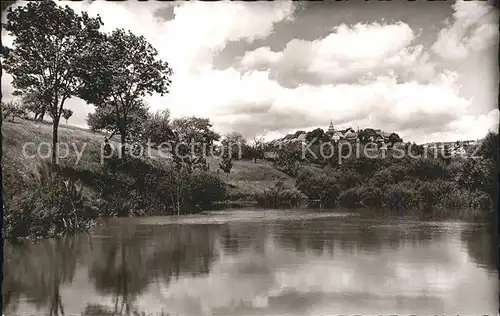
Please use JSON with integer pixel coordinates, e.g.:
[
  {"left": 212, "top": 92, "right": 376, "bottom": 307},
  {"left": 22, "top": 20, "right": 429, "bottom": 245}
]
[
  {"left": 162, "top": 1, "right": 296, "bottom": 72},
  {"left": 240, "top": 22, "right": 437, "bottom": 86},
  {"left": 1, "top": 0, "right": 497, "bottom": 143},
  {"left": 65, "top": 0, "right": 296, "bottom": 74},
  {"left": 156, "top": 66, "right": 475, "bottom": 140},
  {"left": 431, "top": 0, "right": 499, "bottom": 60}
]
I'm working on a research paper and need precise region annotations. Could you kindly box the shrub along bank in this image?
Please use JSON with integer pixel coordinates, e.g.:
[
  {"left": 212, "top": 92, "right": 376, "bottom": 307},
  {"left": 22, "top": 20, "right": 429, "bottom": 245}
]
[{"left": 293, "top": 153, "right": 496, "bottom": 211}]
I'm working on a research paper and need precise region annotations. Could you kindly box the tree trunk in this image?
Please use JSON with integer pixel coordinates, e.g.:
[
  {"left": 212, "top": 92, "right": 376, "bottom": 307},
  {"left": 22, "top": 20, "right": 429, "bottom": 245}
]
[
  {"left": 176, "top": 172, "right": 181, "bottom": 215},
  {"left": 39, "top": 108, "right": 46, "bottom": 122},
  {"left": 52, "top": 117, "right": 59, "bottom": 165},
  {"left": 0, "top": 68, "right": 2, "bottom": 162},
  {"left": 120, "top": 131, "right": 126, "bottom": 158}
]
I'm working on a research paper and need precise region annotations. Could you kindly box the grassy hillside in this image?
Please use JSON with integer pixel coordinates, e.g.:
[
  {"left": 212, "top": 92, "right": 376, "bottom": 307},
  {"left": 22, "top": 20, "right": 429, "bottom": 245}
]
[{"left": 2, "top": 119, "right": 294, "bottom": 201}]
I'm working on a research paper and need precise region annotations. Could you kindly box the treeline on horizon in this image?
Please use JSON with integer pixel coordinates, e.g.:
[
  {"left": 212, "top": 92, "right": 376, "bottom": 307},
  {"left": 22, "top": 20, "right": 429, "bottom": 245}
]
[{"left": 1, "top": 0, "right": 498, "bottom": 241}]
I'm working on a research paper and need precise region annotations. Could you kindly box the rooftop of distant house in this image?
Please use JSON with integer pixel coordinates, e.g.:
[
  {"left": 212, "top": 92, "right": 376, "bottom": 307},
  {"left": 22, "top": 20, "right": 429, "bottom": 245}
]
[{"left": 270, "top": 122, "right": 403, "bottom": 144}]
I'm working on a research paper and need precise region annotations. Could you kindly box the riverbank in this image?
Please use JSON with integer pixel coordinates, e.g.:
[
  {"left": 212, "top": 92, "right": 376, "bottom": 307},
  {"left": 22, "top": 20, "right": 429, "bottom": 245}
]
[
  {"left": 2, "top": 120, "right": 294, "bottom": 240},
  {"left": 2, "top": 119, "right": 497, "bottom": 241}
]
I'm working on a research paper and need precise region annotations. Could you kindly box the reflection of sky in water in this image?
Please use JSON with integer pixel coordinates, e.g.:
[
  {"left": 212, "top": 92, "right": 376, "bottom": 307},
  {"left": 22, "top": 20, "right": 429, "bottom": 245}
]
[
  {"left": 156, "top": 231, "right": 494, "bottom": 316},
  {"left": 4, "top": 211, "right": 497, "bottom": 316}
]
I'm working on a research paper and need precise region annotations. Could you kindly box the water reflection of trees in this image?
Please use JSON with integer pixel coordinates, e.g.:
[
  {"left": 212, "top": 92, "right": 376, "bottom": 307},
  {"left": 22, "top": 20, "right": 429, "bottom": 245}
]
[
  {"left": 461, "top": 225, "right": 497, "bottom": 271},
  {"left": 3, "top": 222, "right": 221, "bottom": 315},
  {"left": 85, "top": 223, "right": 219, "bottom": 314},
  {"left": 147, "top": 224, "right": 219, "bottom": 280},
  {"left": 271, "top": 218, "right": 441, "bottom": 256},
  {"left": 215, "top": 217, "right": 443, "bottom": 258},
  {"left": 88, "top": 236, "right": 150, "bottom": 314},
  {"left": 3, "top": 235, "right": 86, "bottom": 315},
  {"left": 82, "top": 304, "right": 170, "bottom": 316},
  {"left": 220, "top": 223, "right": 268, "bottom": 255}
]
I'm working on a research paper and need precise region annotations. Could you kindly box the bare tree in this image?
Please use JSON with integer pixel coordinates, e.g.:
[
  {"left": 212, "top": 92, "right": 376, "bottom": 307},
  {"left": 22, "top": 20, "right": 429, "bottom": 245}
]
[{"left": 250, "top": 133, "right": 266, "bottom": 163}]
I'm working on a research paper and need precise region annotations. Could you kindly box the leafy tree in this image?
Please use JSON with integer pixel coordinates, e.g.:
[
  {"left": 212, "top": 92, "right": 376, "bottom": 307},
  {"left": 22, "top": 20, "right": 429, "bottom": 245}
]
[
  {"left": 408, "top": 142, "right": 424, "bottom": 156},
  {"left": 336, "top": 169, "right": 363, "bottom": 189},
  {"left": 61, "top": 108, "right": 73, "bottom": 124},
  {"left": 170, "top": 116, "right": 220, "bottom": 172},
  {"left": 221, "top": 132, "right": 248, "bottom": 159},
  {"left": 370, "top": 169, "right": 394, "bottom": 189},
  {"left": 2, "top": 0, "right": 104, "bottom": 163},
  {"left": 1, "top": 100, "right": 26, "bottom": 123},
  {"left": 172, "top": 116, "right": 220, "bottom": 145},
  {"left": 2, "top": 101, "right": 13, "bottom": 121},
  {"left": 357, "top": 129, "right": 370, "bottom": 143},
  {"left": 79, "top": 28, "right": 173, "bottom": 157},
  {"left": 406, "top": 157, "right": 449, "bottom": 181},
  {"left": 141, "top": 109, "right": 175, "bottom": 147},
  {"left": 87, "top": 99, "right": 150, "bottom": 148},
  {"left": 458, "top": 158, "right": 496, "bottom": 196},
  {"left": 440, "top": 144, "right": 452, "bottom": 165},
  {"left": 388, "top": 133, "right": 403, "bottom": 146},
  {"left": 476, "top": 131, "right": 499, "bottom": 163},
  {"left": 305, "top": 128, "right": 328, "bottom": 145},
  {"left": 219, "top": 153, "right": 233, "bottom": 174},
  {"left": 296, "top": 170, "right": 341, "bottom": 207},
  {"left": 20, "top": 89, "right": 48, "bottom": 121},
  {"left": 274, "top": 142, "right": 303, "bottom": 176},
  {"left": 475, "top": 132, "right": 499, "bottom": 201}
]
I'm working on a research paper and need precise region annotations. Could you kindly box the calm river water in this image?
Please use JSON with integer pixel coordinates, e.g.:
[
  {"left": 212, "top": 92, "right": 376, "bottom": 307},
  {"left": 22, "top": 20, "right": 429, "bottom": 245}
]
[{"left": 3, "top": 209, "right": 498, "bottom": 316}]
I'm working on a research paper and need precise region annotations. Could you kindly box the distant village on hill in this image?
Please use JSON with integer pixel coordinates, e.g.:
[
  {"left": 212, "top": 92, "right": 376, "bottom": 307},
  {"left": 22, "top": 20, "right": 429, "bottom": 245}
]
[{"left": 262, "top": 120, "right": 481, "bottom": 160}]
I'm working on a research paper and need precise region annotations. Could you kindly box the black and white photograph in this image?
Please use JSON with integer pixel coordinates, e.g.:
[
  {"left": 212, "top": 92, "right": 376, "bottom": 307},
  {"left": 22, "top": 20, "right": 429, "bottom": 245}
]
[{"left": 1, "top": 0, "right": 499, "bottom": 315}]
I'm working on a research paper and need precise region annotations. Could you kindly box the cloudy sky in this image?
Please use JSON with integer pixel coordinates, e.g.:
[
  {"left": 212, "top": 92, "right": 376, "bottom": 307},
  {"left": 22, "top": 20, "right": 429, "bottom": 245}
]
[{"left": 2, "top": 0, "right": 499, "bottom": 143}]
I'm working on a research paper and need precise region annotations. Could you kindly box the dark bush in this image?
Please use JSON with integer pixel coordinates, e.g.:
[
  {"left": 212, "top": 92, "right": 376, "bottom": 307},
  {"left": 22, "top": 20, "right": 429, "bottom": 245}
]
[
  {"left": 338, "top": 186, "right": 384, "bottom": 208},
  {"left": 336, "top": 169, "right": 363, "bottom": 190},
  {"left": 386, "top": 164, "right": 410, "bottom": 183},
  {"left": 446, "top": 158, "right": 466, "bottom": 182},
  {"left": 96, "top": 157, "right": 228, "bottom": 216},
  {"left": 186, "top": 170, "right": 228, "bottom": 209},
  {"left": 418, "top": 180, "right": 456, "bottom": 210},
  {"left": 340, "top": 156, "right": 383, "bottom": 177},
  {"left": 457, "top": 158, "right": 495, "bottom": 195},
  {"left": 407, "top": 158, "right": 449, "bottom": 181},
  {"left": 4, "top": 162, "right": 97, "bottom": 240},
  {"left": 384, "top": 183, "right": 421, "bottom": 209},
  {"left": 360, "top": 186, "right": 384, "bottom": 207},
  {"left": 255, "top": 180, "right": 307, "bottom": 208},
  {"left": 468, "top": 190, "right": 493, "bottom": 210},
  {"left": 296, "top": 169, "right": 341, "bottom": 207},
  {"left": 440, "top": 187, "right": 492, "bottom": 210},
  {"left": 369, "top": 169, "right": 393, "bottom": 188},
  {"left": 338, "top": 187, "right": 362, "bottom": 207}
]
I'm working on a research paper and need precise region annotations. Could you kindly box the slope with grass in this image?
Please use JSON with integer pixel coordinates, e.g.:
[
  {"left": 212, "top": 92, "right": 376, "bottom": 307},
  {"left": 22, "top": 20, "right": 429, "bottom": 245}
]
[{"left": 2, "top": 119, "right": 294, "bottom": 206}]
